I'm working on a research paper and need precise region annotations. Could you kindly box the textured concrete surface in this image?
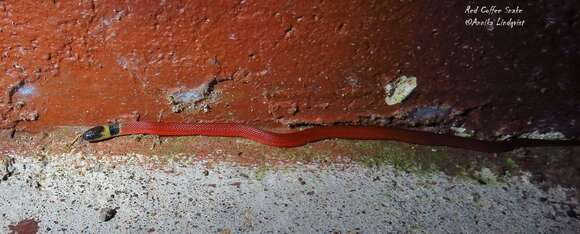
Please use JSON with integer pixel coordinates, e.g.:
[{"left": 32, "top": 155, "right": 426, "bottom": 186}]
[{"left": 1, "top": 152, "right": 578, "bottom": 233}]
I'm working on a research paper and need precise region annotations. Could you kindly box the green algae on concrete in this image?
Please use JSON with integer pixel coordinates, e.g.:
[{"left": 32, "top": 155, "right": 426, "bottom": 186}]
[
  {"left": 352, "top": 141, "right": 444, "bottom": 174},
  {"left": 475, "top": 167, "right": 499, "bottom": 185},
  {"left": 254, "top": 165, "right": 271, "bottom": 181},
  {"left": 348, "top": 140, "right": 513, "bottom": 185}
]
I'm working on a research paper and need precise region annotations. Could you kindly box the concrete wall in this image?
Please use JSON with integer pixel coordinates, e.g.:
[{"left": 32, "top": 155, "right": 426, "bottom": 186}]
[{"left": 1, "top": 0, "right": 578, "bottom": 140}]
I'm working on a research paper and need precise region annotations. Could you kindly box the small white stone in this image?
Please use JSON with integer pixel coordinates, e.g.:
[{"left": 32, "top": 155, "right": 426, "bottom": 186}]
[{"left": 384, "top": 76, "right": 417, "bottom": 106}]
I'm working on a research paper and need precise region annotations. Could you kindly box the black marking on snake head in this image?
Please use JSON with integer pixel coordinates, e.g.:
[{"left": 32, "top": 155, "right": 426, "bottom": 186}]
[
  {"left": 109, "top": 123, "right": 120, "bottom": 136},
  {"left": 82, "top": 126, "right": 105, "bottom": 142}
]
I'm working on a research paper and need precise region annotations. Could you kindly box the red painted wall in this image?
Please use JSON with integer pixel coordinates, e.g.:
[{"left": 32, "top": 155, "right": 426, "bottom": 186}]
[{"left": 1, "top": 0, "right": 578, "bottom": 140}]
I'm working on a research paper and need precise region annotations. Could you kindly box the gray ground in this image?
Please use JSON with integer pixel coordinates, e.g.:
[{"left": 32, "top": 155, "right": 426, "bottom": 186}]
[{"left": 1, "top": 152, "right": 578, "bottom": 233}]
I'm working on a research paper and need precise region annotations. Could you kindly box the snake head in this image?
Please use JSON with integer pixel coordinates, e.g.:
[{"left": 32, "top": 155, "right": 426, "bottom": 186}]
[{"left": 82, "top": 123, "right": 120, "bottom": 142}]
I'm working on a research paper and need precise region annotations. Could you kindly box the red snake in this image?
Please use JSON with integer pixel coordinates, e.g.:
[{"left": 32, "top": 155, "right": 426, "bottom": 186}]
[{"left": 82, "top": 121, "right": 579, "bottom": 153}]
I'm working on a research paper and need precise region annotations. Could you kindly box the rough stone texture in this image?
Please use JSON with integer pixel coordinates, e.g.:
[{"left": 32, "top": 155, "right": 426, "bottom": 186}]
[
  {"left": 0, "top": 0, "right": 578, "bottom": 140},
  {"left": 0, "top": 152, "right": 578, "bottom": 233}
]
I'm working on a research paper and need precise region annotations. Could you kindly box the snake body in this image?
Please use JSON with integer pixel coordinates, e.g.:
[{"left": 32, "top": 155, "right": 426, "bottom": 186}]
[{"left": 82, "top": 121, "right": 579, "bottom": 153}]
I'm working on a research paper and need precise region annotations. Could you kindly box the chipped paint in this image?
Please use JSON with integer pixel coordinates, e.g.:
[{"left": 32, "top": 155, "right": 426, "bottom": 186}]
[
  {"left": 384, "top": 76, "right": 417, "bottom": 105},
  {"left": 12, "top": 84, "right": 39, "bottom": 103},
  {"left": 167, "top": 79, "right": 217, "bottom": 113},
  {"left": 394, "top": 105, "right": 452, "bottom": 126},
  {"left": 451, "top": 126, "right": 475, "bottom": 138},
  {"left": 15, "top": 85, "right": 36, "bottom": 96},
  {"left": 519, "top": 130, "right": 569, "bottom": 140}
]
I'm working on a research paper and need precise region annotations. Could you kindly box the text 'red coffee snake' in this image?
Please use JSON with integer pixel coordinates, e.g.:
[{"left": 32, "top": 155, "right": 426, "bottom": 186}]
[{"left": 81, "top": 121, "right": 580, "bottom": 153}]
